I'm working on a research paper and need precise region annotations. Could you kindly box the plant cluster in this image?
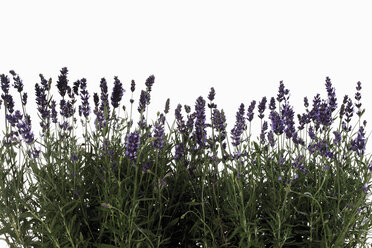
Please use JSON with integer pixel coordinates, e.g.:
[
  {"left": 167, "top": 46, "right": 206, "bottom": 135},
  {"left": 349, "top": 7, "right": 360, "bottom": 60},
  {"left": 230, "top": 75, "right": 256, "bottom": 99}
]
[{"left": 0, "top": 68, "right": 371, "bottom": 247}]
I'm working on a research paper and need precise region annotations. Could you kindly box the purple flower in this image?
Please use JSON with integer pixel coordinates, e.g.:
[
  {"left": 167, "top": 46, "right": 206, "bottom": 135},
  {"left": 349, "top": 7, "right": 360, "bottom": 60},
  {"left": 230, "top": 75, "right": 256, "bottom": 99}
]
[
  {"left": 145, "top": 75, "right": 155, "bottom": 92},
  {"left": 276, "top": 81, "right": 289, "bottom": 103},
  {"left": 247, "top": 100, "right": 256, "bottom": 122},
  {"left": 355, "top": 81, "right": 364, "bottom": 117},
  {"left": 56, "top": 67, "right": 69, "bottom": 98},
  {"left": 111, "top": 76, "right": 125, "bottom": 108},
  {"left": 125, "top": 131, "right": 141, "bottom": 162},
  {"left": 1, "top": 74, "right": 10, "bottom": 94},
  {"left": 79, "top": 78, "right": 90, "bottom": 118},
  {"left": 362, "top": 183, "right": 368, "bottom": 194},
  {"left": 152, "top": 113, "right": 166, "bottom": 150},
  {"left": 350, "top": 126, "right": 366, "bottom": 156},
  {"left": 184, "top": 105, "right": 191, "bottom": 114},
  {"left": 22, "top": 93, "right": 27, "bottom": 105},
  {"left": 17, "top": 119, "right": 34, "bottom": 144},
  {"left": 6, "top": 110, "right": 23, "bottom": 127},
  {"left": 175, "top": 104, "right": 186, "bottom": 134},
  {"left": 164, "top": 98, "right": 170, "bottom": 114},
  {"left": 333, "top": 131, "right": 341, "bottom": 144},
  {"left": 308, "top": 138, "right": 334, "bottom": 159},
  {"left": 344, "top": 97, "right": 354, "bottom": 123},
  {"left": 9, "top": 70, "right": 24, "bottom": 93},
  {"left": 174, "top": 143, "right": 185, "bottom": 160},
  {"left": 2, "top": 94, "right": 15, "bottom": 113},
  {"left": 131, "top": 79, "right": 135, "bottom": 92},
  {"left": 72, "top": 153, "right": 78, "bottom": 163},
  {"left": 268, "top": 130, "right": 275, "bottom": 147},
  {"left": 93, "top": 93, "right": 100, "bottom": 108},
  {"left": 73, "top": 80, "right": 81, "bottom": 95},
  {"left": 59, "top": 99, "right": 74, "bottom": 118},
  {"left": 281, "top": 102, "right": 296, "bottom": 139},
  {"left": 193, "top": 96, "right": 207, "bottom": 150},
  {"left": 260, "top": 121, "right": 268, "bottom": 144},
  {"left": 51, "top": 100, "right": 58, "bottom": 124},
  {"left": 208, "top": 87, "right": 216, "bottom": 101},
  {"left": 231, "top": 103, "right": 246, "bottom": 147},
  {"left": 100, "top": 78, "right": 110, "bottom": 118},
  {"left": 325, "top": 77, "right": 337, "bottom": 112},
  {"left": 269, "top": 111, "right": 284, "bottom": 135},
  {"left": 258, "top": 97, "right": 267, "bottom": 119},
  {"left": 138, "top": 90, "right": 148, "bottom": 114},
  {"left": 304, "top": 97, "right": 309, "bottom": 108},
  {"left": 269, "top": 97, "right": 276, "bottom": 111},
  {"left": 212, "top": 108, "right": 227, "bottom": 139},
  {"left": 35, "top": 79, "right": 50, "bottom": 129}
]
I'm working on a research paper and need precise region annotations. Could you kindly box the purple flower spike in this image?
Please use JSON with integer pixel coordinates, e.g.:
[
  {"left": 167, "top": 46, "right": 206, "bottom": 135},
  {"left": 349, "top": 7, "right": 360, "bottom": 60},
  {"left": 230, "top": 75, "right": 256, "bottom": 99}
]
[
  {"left": 56, "top": 67, "right": 69, "bottom": 98},
  {"left": 350, "top": 126, "right": 366, "bottom": 156},
  {"left": 269, "top": 97, "right": 276, "bottom": 111},
  {"left": 79, "top": 78, "right": 90, "bottom": 118},
  {"left": 175, "top": 104, "right": 186, "bottom": 134},
  {"left": 125, "top": 131, "right": 141, "bottom": 162},
  {"left": 152, "top": 113, "right": 166, "bottom": 150},
  {"left": 174, "top": 143, "right": 185, "bottom": 160},
  {"left": 131, "top": 80, "right": 135, "bottom": 92},
  {"left": 247, "top": 100, "right": 256, "bottom": 122},
  {"left": 1, "top": 74, "right": 10, "bottom": 94},
  {"left": 325, "top": 77, "right": 337, "bottom": 113},
  {"left": 164, "top": 98, "right": 170, "bottom": 114},
  {"left": 231, "top": 103, "right": 246, "bottom": 147},
  {"left": 362, "top": 183, "right": 368, "bottom": 194},
  {"left": 277, "top": 81, "right": 289, "bottom": 103},
  {"left": 208, "top": 87, "right": 216, "bottom": 101},
  {"left": 111, "top": 76, "right": 125, "bottom": 108},
  {"left": 17, "top": 119, "right": 34, "bottom": 144},
  {"left": 138, "top": 90, "right": 148, "bottom": 114},
  {"left": 193, "top": 96, "right": 207, "bottom": 150},
  {"left": 9, "top": 70, "right": 24, "bottom": 93},
  {"left": 100, "top": 78, "right": 110, "bottom": 117},
  {"left": 145, "top": 75, "right": 155, "bottom": 92},
  {"left": 269, "top": 111, "right": 284, "bottom": 135},
  {"left": 258, "top": 97, "right": 267, "bottom": 119}
]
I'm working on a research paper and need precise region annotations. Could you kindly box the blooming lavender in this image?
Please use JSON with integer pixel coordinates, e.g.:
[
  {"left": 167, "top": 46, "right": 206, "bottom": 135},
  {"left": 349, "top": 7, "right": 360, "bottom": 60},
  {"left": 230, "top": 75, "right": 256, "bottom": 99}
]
[
  {"left": 35, "top": 77, "right": 50, "bottom": 122},
  {"left": 260, "top": 121, "right": 268, "bottom": 144},
  {"left": 125, "top": 131, "right": 141, "bottom": 162},
  {"left": 6, "top": 110, "right": 23, "bottom": 127},
  {"left": 111, "top": 76, "right": 124, "bottom": 108},
  {"left": 145, "top": 75, "right": 155, "bottom": 105},
  {"left": 164, "top": 98, "right": 170, "bottom": 114},
  {"left": 51, "top": 100, "right": 58, "bottom": 124},
  {"left": 99, "top": 78, "right": 110, "bottom": 118},
  {"left": 9, "top": 70, "right": 24, "bottom": 93},
  {"left": 175, "top": 104, "right": 186, "bottom": 134},
  {"left": 269, "top": 110, "right": 284, "bottom": 135},
  {"left": 17, "top": 119, "right": 34, "bottom": 144},
  {"left": 281, "top": 102, "right": 296, "bottom": 139},
  {"left": 212, "top": 108, "right": 227, "bottom": 140},
  {"left": 350, "top": 126, "right": 366, "bottom": 156},
  {"left": 247, "top": 100, "right": 256, "bottom": 122},
  {"left": 193, "top": 96, "right": 207, "bottom": 150},
  {"left": 152, "top": 113, "right": 166, "bottom": 150},
  {"left": 174, "top": 143, "right": 185, "bottom": 160},
  {"left": 138, "top": 90, "right": 148, "bottom": 114},
  {"left": 355, "top": 81, "right": 364, "bottom": 117},
  {"left": 56, "top": 67, "right": 69, "bottom": 98},
  {"left": 131, "top": 79, "right": 135, "bottom": 92},
  {"left": 258, "top": 96, "right": 267, "bottom": 119},
  {"left": 325, "top": 77, "right": 337, "bottom": 113},
  {"left": 1, "top": 74, "right": 10, "bottom": 95},
  {"left": 269, "top": 97, "right": 276, "bottom": 111},
  {"left": 207, "top": 87, "right": 217, "bottom": 109},
  {"left": 277, "top": 81, "right": 289, "bottom": 103},
  {"left": 79, "top": 78, "right": 90, "bottom": 118},
  {"left": 231, "top": 103, "right": 246, "bottom": 147}
]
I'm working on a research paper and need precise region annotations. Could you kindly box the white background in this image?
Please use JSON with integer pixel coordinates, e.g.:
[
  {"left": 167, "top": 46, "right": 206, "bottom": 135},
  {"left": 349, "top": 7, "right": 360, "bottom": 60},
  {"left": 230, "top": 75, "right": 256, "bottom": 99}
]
[{"left": 0, "top": 0, "right": 371, "bottom": 246}]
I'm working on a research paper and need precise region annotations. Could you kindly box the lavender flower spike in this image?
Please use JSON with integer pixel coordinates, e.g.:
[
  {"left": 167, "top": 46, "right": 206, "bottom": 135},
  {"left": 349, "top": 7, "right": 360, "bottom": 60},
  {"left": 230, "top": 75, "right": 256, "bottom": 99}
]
[
  {"left": 258, "top": 97, "right": 267, "bottom": 119},
  {"left": 111, "top": 76, "right": 125, "bottom": 108},
  {"left": 56, "top": 67, "right": 69, "bottom": 98},
  {"left": 125, "top": 131, "right": 141, "bottom": 162}
]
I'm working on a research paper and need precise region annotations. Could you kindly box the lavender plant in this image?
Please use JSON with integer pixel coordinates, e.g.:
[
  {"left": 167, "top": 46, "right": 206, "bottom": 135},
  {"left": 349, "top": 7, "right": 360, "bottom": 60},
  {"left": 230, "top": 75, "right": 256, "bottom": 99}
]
[{"left": 0, "top": 69, "right": 371, "bottom": 247}]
